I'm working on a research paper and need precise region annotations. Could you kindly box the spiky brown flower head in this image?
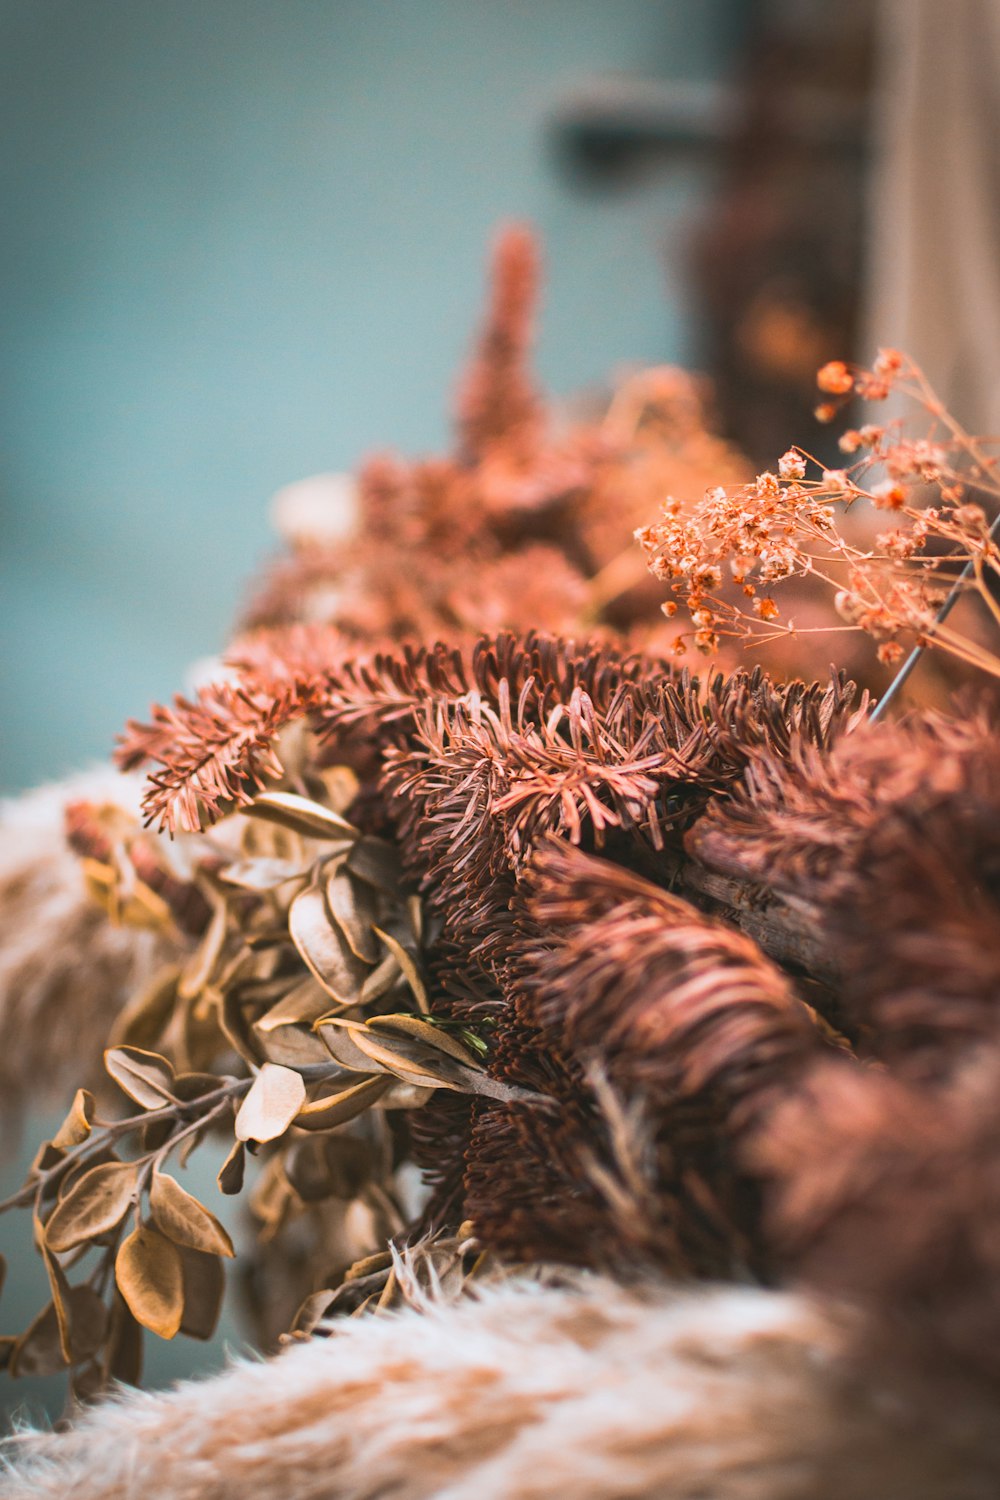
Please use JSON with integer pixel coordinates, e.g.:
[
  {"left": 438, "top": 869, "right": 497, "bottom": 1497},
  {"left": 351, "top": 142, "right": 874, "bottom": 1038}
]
[
  {"left": 240, "top": 223, "right": 763, "bottom": 654},
  {"left": 451, "top": 841, "right": 830, "bottom": 1276},
  {"left": 454, "top": 222, "right": 544, "bottom": 463},
  {"left": 688, "top": 708, "right": 1000, "bottom": 1075},
  {"left": 748, "top": 1049, "right": 1000, "bottom": 1389}
]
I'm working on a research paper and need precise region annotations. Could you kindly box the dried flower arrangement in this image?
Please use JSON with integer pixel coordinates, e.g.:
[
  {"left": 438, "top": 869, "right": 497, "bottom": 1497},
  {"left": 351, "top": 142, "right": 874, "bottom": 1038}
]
[{"left": 1, "top": 226, "right": 999, "bottom": 1499}]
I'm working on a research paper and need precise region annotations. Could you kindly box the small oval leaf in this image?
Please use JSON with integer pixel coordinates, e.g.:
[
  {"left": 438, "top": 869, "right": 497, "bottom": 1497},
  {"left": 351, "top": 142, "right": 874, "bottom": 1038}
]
[
  {"left": 368, "top": 1014, "right": 481, "bottom": 1066},
  {"left": 234, "top": 1063, "right": 307, "bottom": 1143},
  {"left": 372, "top": 928, "right": 428, "bottom": 1013},
  {"left": 326, "top": 869, "right": 380, "bottom": 964},
  {"left": 150, "top": 1170, "right": 235, "bottom": 1257},
  {"left": 51, "top": 1089, "right": 96, "bottom": 1150},
  {"left": 293, "top": 1076, "right": 390, "bottom": 1131},
  {"left": 179, "top": 1248, "right": 225, "bottom": 1341},
  {"left": 217, "top": 1139, "right": 246, "bottom": 1196},
  {"left": 289, "top": 885, "right": 368, "bottom": 1003},
  {"left": 46, "top": 1162, "right": 140, "bottom": 1253},
  {"left": 245, "top": 791, "right": 360, "bottom": 841},
  {"left": 115, "top": 1224, "right": 184, "bottom": 1339},
  {"left": 104, "top": 1046, "right": 177, "bottom": 1110}
]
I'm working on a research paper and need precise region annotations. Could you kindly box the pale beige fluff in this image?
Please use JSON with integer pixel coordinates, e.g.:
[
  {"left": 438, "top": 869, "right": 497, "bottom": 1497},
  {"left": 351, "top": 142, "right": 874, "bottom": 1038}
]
[
  {"left": 1, "top": 1276, "right": 992, "bottom": 1500},
  {"left": 0, "top": 769, "right": 168, "bottom": 1111}
]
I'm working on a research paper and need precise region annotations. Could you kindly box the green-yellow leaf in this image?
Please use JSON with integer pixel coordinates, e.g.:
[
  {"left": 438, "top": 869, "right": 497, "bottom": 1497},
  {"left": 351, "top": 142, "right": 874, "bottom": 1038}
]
[{"left": 150, "top": 1170, "right": 235, "bottom": 1257}]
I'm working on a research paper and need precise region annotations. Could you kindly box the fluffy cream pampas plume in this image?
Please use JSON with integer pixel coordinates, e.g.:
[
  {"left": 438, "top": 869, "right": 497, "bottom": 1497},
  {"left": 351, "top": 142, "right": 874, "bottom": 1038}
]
[
  {"left": 3, "top": 1273, "right": 992, "bottom": 1500},
  {"left": 0, "top": 770, "right": 168, "bottom": 1115}
]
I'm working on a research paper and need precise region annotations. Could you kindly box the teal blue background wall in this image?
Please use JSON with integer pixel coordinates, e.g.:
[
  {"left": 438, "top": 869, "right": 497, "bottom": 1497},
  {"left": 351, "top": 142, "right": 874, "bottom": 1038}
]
[
  {"left": 1, "top": 0, "right": 747, "bottom": 793},
  {"left": 1, "top": 0, "right": 745, "bottom": 1423}
]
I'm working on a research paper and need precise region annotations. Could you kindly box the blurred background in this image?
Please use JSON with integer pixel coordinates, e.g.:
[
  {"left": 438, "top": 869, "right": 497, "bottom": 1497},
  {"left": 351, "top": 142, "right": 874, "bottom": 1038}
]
[{"left": 2, "top": 0, "right": 998, "bottom": 1421}]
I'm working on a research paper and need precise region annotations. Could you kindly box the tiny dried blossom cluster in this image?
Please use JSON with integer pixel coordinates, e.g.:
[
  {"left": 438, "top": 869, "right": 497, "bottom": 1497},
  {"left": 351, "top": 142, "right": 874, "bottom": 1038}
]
[{"left": 637, "top": 351, "right": 1000, "bottom": 676}]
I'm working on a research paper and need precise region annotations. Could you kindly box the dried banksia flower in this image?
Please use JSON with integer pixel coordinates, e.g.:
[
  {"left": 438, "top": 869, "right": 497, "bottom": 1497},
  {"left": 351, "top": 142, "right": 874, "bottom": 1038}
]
[{"left": 688, "top": 709, "right": 1000, "bottom": 1071}]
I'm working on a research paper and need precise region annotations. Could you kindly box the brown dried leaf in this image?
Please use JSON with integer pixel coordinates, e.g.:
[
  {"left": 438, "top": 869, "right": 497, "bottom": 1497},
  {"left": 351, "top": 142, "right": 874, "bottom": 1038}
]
[
  {"left": 289, "top": 884, "right": 368, "bottom": 1003},
  {"left": 256, "top": 976, "right": 331, "bottom": 1033},
  {"left": 346, "top": 836, "right": 402, "bottom": 894},
  {"left": 46, "top": 1162, "right": 140, "bottom": 1253},
  {"left": 293, "top": 1075, "right": 390, "bottom": 1131},
  {"left": 115, "top": 1224, "right": 185, "bottom": 1339},
  {"left": 234, "top": 1063, "right": 307, "bottom": 1143},
  {"left": 289, "top": 1288, "right": 338, "bottom": 1335},
  {"left": 369, "top": 1013, "right": 480, "bottom": 1066},
  {"left": 10, "top": 1301, "right": 68, "bottom": 1377},
  {"left": 314, "top": 1017, "right": 388, "bottom": 1073},
  {"left": 348, "top": 1026, "right": 460, "bottom": 1091},
  {"left": 51, "top": 1089, "right": 96, "bottom": 1150},
  {"left": 255, "top": 1020, "right": 330, "bottom": 1069},
  {"left": 218, "top": 857, "right": 308, "bottom": 891},
  {"left": 217, "top": 1139, "right": 246, "bottom": 1196},
  {"left": 104, "top": 1046, "right": 178, "bottom": 1110},
  {"left": 105, "top": 1291, "right": 144, "bottom": 1386},
  {"left": 109, "top": 964, "right": 180, "bottom": 1051},
  {"left": 150, "top": 1170, "right": 235, "bottom": 1258},
  {"left": 326, "top": 868, "right": 380, "bottom": 964},
  {"left": 179, "top": 1248, "right": 225, "bottom": 1341},
  {"left": 360, "top": 951, "right": 403, "bottom": 1003},
  {"left": 372, "top": 927, "right": 428, "bottom": 1013},
  {"left": 245, "top": 791, "right": 360, "bottom": 841},
  {"left": 178, "top": 892, "right": 228, "bottom": 1001}
]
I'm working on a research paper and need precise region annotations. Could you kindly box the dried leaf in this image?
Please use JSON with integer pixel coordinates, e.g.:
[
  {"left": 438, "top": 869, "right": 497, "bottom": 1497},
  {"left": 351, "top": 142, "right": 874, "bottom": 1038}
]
[
  {"left": 178, "top": 892, "right": 228, "bottom": 1000},
  {"left": 109, "top": 964, "right": 180, "bottom": 1051},
  {"left": 255, "top": 976, "right": 331, "bottom": 1033},
  {"left": 379, "top": 1081, "right": 436, "bottom": 1110},
  {"left": 326, "top": 868, "right": 380, "bottom": 964},
  {"left": 150, "top": 1170, "right": 235, "bottom": 1258},
  {"left": 217, "top": 1139, "right": 246, "bottom": 1196},
  {"left": 51, "top": 1279, "right": 107, "bottom": 1365},
  {"left": 369, "top": 1013, "right": 480, "bottom": 1066},
  {"left": 255, "top": 1021, "right": 330, "bottom": 1069},
  {"left": 314, "top": 1017, "right": 388, "bottom": 1073},
  {"left": 289, "top": 1288, "right": 338, "bottom": 1335},
  {"left": 51, "top": 1089, "right": 96, "bottom": 1150},
  {"left": 179, "top": 1248, "right": 225, "bottom": 1340},
  {"left": 218, "top": 857, "right": 308, "bottom": 890},
  {"left": 346, "top": 836, "right": 402, "bottom": 894},
  {"left": 293, "top": 1076, "right": 390, "bottom": 1131},
  {"left": 10, "top": 1301, "right": 68, "bottom": 1377},
  {"left": 348, "top": 1026, "right": 461, "bottom": 1091},
  {"left": 104, "top": 1046, "right": 178, "bottom": 1110},
  {"left": 372, "top": 927, "right": 428, "bottom": 1012},
  {"left": 46, "top": 1162, "right": 140, "bottom": 1252},
  {"left": 234, "top": 1063, "right": 307, "bottom": 1143},
  {"left": 289, "top": 884, "right": 368, "bottom": 1003},
  {"left": 316, "top": 764, "right": 360, "bottom": 812},
  {"left": 219, "top": 983, "right": 267, "bottom": 1066},
  {"left": 115, "top": 1224, "right": 185, "bottom": 1339},
  {"left": 360, "top": 951, "right": 403, "bottom": 1003},
  {"left": 245, "top": 791, "right": 360, "bottom": 841},
  {"left": 105, "top": 1291, "right": 143, "bottom": 1386}
]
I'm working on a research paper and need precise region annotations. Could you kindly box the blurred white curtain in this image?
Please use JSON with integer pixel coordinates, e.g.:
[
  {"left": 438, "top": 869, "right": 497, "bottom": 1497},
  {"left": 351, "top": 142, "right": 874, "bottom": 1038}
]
[{"left": 868, "top": 0, "right": 1000, "bottom": 431}]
